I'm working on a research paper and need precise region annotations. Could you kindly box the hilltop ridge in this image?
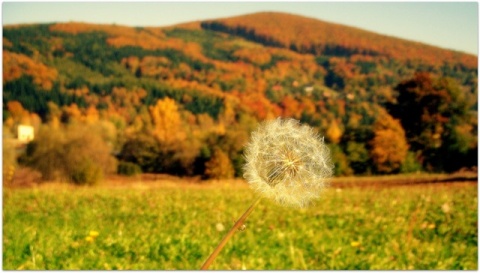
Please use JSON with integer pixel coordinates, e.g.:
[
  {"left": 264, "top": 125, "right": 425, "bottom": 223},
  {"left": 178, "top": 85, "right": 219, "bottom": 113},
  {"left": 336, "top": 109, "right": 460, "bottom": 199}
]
[{"left": 200, "top": 11, "right": 477, "bottom": 68}]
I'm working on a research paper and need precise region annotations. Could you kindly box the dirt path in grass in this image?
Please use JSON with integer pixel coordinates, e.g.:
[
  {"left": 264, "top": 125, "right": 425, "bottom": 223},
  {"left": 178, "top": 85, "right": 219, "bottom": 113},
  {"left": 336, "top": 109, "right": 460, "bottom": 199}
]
[
  {"left": 332, "top": 172, "right": 478, "bottom": 188},
  {"left": 5, "top": 171, "right": 477, "bottom": 190}
]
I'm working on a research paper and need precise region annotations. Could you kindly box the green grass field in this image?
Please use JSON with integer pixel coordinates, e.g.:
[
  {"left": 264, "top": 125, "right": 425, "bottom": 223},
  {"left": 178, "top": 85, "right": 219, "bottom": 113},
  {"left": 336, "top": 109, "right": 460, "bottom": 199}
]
[{"left": 3, "top": 179, "right": 478, "bottom": 270}]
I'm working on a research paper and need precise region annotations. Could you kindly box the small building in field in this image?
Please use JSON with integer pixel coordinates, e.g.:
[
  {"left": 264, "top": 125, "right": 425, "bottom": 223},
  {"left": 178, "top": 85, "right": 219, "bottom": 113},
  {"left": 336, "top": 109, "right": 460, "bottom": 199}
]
[
  {"left": 304, "top": 85, "right": 314, "bottom": 95},
  {"left": 17, "top": 125, "right": 34, "bottom": 143}
]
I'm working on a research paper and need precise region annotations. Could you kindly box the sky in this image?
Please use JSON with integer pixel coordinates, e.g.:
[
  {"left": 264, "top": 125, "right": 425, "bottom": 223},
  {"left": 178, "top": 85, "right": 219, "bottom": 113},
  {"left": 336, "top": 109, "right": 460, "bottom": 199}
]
[{"left": 2, "top": 1, "right": 478, "bottom": 55}]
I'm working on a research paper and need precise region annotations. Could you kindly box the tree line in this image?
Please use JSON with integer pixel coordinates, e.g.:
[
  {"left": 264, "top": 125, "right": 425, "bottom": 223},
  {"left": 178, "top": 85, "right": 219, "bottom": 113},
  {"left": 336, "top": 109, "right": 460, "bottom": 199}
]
[{"left": 2, "top": 22, "right": 477, "bottom": 184}]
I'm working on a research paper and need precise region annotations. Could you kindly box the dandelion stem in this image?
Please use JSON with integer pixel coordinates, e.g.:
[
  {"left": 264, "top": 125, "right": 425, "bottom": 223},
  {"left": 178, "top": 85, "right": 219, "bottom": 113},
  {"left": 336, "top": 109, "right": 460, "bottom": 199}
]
[{"left": 200, "top": 196, "right": 262, "bottom": 270}]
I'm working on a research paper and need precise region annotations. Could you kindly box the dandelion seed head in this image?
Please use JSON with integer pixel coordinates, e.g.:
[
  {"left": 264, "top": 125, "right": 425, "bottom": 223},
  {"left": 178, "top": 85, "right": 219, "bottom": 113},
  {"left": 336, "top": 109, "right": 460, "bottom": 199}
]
[{"left": 243, "top": 118, "right": 334, "bottom": 208}]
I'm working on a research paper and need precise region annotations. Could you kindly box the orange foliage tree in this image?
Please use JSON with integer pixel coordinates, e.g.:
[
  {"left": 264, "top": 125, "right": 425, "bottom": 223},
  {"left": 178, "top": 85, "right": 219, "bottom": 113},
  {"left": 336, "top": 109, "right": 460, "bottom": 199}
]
[
  {"left": 3, "top": 51, "right": 57, "bottom": 90},
  {"left": 149, "top": 97, "right": 186, "bottom": 145},
  {"left": 369, "top": 110, "right": 409, "bottom": 173},
  {"left": 204, "top": 148, "right": 235, "bottom": 179}
]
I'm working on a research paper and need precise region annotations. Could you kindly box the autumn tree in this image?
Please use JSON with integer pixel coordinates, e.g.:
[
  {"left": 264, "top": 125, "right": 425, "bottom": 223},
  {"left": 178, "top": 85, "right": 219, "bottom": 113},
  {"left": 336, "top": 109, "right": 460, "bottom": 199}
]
[
  {"left": 325, "top": 118, "right": 343, "bottom": 144},
  {"left": 204, "top": 148, "right": 235, "bottom": 179},
  {"left": 389, "top": 72, "right": 477, "bottom": 171},
  {"left": 345, "top": 141, "right": 370, "bottom": 174},
  {"left": 369, "top": 109, "right": 409, "bottom": 174},
  {"left": 148, "top": 97, "right": 200, "bottom": 174},
  {"left": 280, "top": 95, "right": 301, "bottom": 119},
  {"left": 328, "top": 144, "right": 353, "bottom": 176},
  {"left": 4, "top": 101, "right": 42, "bottom": 138},
  {"left": 149, "top": 97, "right": 186, "bottom": 145},
  {"left": 46, "top": 102, "right": 62, "bottom": 128},
  {"left": 6, "top": 101, "right": 29, "bottom": 122},
  {"left": 60, "top": 103, "right": 82, "bottom": 124},
  {"left": 214, "top": 126, "right": 249, "bottom": 177}
]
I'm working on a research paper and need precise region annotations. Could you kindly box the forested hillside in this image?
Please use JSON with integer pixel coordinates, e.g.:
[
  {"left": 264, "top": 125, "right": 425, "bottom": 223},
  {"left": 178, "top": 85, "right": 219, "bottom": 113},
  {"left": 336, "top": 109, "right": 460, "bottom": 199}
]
[{"left": 3, "top": 12, "right": 478, "bottom": 183}]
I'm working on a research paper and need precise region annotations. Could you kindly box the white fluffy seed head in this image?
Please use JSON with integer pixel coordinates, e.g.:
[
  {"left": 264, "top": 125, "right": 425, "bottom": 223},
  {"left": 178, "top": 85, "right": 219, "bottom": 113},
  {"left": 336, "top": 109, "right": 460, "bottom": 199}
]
[{"left": 243, "top": 118, "right": 334, "bottom": 208}]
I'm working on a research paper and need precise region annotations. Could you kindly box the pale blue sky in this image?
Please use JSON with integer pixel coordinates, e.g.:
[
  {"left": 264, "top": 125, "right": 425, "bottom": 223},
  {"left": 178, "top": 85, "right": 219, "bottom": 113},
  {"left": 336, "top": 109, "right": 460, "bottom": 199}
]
[{"left": 2, "top": 2, "right": 478, "bottom": 55}]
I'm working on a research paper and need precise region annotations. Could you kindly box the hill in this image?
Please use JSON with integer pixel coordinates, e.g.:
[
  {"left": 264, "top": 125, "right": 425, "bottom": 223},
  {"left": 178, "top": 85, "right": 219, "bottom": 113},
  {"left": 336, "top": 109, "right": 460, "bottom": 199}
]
[
  {"left": 201, "top": 12, "right": 477, "bottom": 68},
  {"left": 2, "top": 12, "right": 478, "bottom": 180}
]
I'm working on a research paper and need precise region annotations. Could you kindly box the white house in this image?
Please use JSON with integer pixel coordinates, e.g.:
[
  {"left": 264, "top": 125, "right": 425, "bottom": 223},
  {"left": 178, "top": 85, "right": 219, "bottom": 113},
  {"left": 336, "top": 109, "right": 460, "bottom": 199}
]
[
  {"left": 304, "top": 86, "right": 314, "bottom": 94},
  {"left": 17, "top": 125, "right": 34, "bottom": 143}
]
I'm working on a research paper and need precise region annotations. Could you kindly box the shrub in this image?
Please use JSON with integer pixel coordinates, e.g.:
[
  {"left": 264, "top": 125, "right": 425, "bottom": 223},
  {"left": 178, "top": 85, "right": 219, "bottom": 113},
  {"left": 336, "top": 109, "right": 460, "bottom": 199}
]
[
  {"left": 345, "top": 141, "right": 370, "bottom": 174},
  {"left": 3, "top": 129, "right": 18, "bottom": 184},
  {"left": 20, "top": 124, "right": 117, "bottom": 184},
  {"left": 400, "top": 151, "right": 423, "bottom": 173},
  {"left": 118, "top": 134, "right": 160, "bottom": 173},
  {"left": 328, "top": 144, "right": 353, "bottom": 176},
  {"left": 117, "top": 161, "right": 142, "bottom": 176},
  {"left": 70, "top": 159, "right": 103, "bottom": 185},
  {"left": 20, "top": 127, "right": 66, "bottom": 181},
  {"left": 204, "top": 148, "right": 234, "bottom": 179}
]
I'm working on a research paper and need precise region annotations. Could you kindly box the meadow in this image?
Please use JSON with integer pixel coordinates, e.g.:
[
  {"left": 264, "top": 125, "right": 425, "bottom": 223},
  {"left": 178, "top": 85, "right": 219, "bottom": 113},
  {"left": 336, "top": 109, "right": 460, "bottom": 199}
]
[{"left": 3, "top": 177, "right": 477, "bottom": 270}]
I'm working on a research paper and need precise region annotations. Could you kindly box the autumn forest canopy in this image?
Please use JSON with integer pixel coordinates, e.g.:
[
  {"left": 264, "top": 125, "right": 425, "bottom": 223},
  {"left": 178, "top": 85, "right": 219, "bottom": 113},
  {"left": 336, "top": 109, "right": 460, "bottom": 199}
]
[{"left": 2, "top": 12, "right": 478, "bottom": 184}]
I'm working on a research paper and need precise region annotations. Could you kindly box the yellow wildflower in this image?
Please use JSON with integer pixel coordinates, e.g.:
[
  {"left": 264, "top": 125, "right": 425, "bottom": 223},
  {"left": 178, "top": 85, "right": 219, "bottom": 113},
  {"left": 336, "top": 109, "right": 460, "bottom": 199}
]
[
  {"left": 333, "top": 247, "right": 342, "bottom": 255},
  {"left": 85, "top": 236, "right": 94, "bottom": 243},
  {"left": 351, "top": 241, "right": 361, "bottom": 247},
  {"left": 89, "top": 230, "right": 99, "bottom": 238}
]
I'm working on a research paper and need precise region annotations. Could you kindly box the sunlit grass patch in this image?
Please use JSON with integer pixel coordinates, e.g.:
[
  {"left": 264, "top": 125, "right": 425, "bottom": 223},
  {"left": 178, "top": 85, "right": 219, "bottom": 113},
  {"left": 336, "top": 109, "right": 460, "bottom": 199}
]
[{"left": 3, "top": 181, "right": 477, "bottom": 270}]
